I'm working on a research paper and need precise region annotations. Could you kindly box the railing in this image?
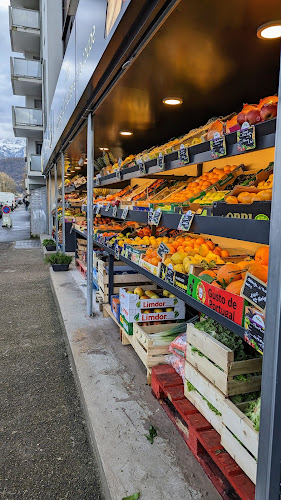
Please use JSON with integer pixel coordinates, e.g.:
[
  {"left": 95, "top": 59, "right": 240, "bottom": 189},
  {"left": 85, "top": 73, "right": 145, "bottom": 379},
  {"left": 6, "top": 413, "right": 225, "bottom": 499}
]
[
  {"left": 30, "top": 154, "right": 42, "bottom": 171},
  {"left": 12, "top": 57, "right": 41, "bottom": 79},
  {"left": 13, "top": 106, "right": 43, "bottom": 127},
  {"left": 10, "top": 7, "right": 40, "bottom": 30}
]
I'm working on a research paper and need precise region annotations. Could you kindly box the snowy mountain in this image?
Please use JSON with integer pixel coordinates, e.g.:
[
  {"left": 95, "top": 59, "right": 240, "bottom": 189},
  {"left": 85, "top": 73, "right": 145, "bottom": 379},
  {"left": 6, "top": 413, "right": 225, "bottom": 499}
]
[{"left": 0, "top": 139, "right": 25, "bottom": 158}]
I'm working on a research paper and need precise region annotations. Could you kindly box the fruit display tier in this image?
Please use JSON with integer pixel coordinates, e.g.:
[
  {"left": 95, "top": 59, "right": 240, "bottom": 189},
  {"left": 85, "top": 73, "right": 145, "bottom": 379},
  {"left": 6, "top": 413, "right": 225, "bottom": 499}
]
[
  {"left": 75, "top": 228, "right": 245, "bottom": 339},
  {"left": 92, "top": 207, "right": 269, "bottom": 244},
  {"left": 93, "top": 119, "right": 276, "bottom": 187}
]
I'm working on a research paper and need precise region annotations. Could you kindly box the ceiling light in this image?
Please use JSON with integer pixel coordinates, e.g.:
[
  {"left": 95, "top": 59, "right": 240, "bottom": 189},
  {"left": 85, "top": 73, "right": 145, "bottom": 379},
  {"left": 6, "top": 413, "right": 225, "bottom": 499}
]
[
  {"left": 163, "top": 97, "right": 183, "bottom": 105},
  {"left": 120, "top": 131, "right": 133, "bottom": 136},
  {"left": 257, "top": 21, "right": 281, "bottom": 39},
  {"left": 99, "top": 147, "right": 109, "bottom": 151}
]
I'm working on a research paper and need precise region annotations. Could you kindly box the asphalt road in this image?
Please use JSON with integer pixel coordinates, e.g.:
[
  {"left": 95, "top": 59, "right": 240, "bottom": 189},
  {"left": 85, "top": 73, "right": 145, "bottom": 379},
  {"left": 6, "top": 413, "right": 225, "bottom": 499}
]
[
  {"left": 0, "top": 205, "right": 30, "bottom": 242},
  {"left": 0, "top": 209, "right": 105, "bottom": 499}
]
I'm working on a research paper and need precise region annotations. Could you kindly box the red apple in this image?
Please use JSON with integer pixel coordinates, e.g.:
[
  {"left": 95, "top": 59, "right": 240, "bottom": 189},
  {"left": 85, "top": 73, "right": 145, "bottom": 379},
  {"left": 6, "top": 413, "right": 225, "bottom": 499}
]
[
  {"left": 260, "top": 102, "right": 278, "bottom": 121},
  {"left": 258, "top": 95, "right": 278, "bottom": 110},
  {"left": 246, "top": 108, "right": 261, "bottom": 125},
  {"left": 237, "top": 104, "right": 259, "bottom": 125}
]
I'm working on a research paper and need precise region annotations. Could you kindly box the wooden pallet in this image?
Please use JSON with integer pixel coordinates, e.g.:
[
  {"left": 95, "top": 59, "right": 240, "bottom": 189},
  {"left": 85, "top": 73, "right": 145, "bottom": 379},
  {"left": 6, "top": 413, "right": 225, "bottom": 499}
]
[
  {"left": 151, "top": 365, "right": 255, "bottom": 500},
  {"left": 75, "top": 258, "right": 87, "bottom": 279},
  {"left": 102, "top": 304, "right": 133, "bottom": 346}
]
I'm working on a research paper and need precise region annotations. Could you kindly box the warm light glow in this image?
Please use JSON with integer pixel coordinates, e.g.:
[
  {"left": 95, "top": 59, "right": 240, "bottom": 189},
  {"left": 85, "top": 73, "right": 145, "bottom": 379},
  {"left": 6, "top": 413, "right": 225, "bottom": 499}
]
[
  {"left": 257, "top": 21, "right": 281, "bottom": 39},
  {"left": 120, "top": 131, "right": 133, "bottom": 136},
  {"left": 163, "top": 97, "right": 183, "bottom": 106},
  {"left": 99, "top": 147, "right": 109, "bottom": 151},
  {"left": 70, "top": 170, "right": 75, "bottom": 173},
  {"left": 75, "top": 166, "right": 81, "bottom": 169}
]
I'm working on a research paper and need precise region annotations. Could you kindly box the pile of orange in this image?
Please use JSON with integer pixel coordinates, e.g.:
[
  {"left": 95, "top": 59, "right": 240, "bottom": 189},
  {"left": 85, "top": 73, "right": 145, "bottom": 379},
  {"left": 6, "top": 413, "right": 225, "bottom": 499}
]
[
  {"left": 142, "top": 248, "right": 162, "bottom": 267},
  {"left": 165, "top": 166, "right": 237, "bottom": 203}
]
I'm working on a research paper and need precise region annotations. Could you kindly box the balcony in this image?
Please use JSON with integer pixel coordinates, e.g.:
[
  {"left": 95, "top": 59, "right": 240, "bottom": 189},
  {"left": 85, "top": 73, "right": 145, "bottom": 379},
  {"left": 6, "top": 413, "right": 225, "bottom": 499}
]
[
  {"left": 9, "top": 6, "right": 40, "bottom": 54},
  {"left": 29, "top": 154, "right": 42, "bottom": 173},
  {"left": 12, "top": 106, "right": 43, "bottom": 139},
  {"left": 11, "top": 1, "right": 39, "bottom": 9},
  {"left": 11, "top": 57, "right": 42, "bottom": 97}
]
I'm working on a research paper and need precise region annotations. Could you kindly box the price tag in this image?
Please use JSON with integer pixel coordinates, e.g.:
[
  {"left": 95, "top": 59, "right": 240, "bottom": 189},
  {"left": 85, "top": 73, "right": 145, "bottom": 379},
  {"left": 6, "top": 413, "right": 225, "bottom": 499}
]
[
  {"left": 115, "top": 244, "right": 120, "bottom": 260},
  {"left": 157, "top": 152, "right": 164, "bottom": 171},
  {"left": 112, "top": 205, "right": 118, "bottom": 217},
  {"left": 121, "top": 206, "right": 129, "bottom": 220},
  {"left": 237, "top": 122, "right": 256, "bottom": 152},
  {"left": 178, "top": 144, "right": 189, "bottom": 165},
  {"left": 105, "top": 202, "right": 111, "bottom": 212},
  {"left": 157, "top": 242, "right": 170, "bottom": 258},
  {"left": 177, "top": 210, "right": 194, "bottom": 231},
  {"left": 148, "top": 208, "right": 154, "bottom": 225},
  {"left": 151, "top": 208, "right": 162, "bottom": 226},
  {"left": 116, "top": 168, "right": 122, "bottom": 181},
  {"left": 210, "top": 133, "right": 226, "bottom": 159},
  {"left": 96, "top": 175, "right": 101, "bottom": 186},
  {"left": 241, "top": 272, "right": 267, "bottom": 311},
  {"left": 138, "top": 160, "right": 147, "bottom": 175},
  {"left": 96, "top": 203, "right": 101, "bottom": 214},
  {"left": 118, "top": 158, "right": 122, "bottom": 168}
]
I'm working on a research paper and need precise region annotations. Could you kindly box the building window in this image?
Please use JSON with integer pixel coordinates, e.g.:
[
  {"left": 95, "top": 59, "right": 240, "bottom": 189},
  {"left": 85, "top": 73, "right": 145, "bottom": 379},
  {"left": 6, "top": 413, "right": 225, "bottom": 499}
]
[{"left": 36, "top": 142, "right": 42, "bottom": 155}]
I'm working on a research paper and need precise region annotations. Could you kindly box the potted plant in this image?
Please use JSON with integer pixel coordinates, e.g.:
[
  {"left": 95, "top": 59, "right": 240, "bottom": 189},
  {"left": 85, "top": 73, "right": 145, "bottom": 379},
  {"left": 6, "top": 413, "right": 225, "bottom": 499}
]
[
  {"left": 42, "top": 238, "right": 56, "bottom": 251},
  {"left": 45, "top": 252, "right": 72, "bottom": 271}
]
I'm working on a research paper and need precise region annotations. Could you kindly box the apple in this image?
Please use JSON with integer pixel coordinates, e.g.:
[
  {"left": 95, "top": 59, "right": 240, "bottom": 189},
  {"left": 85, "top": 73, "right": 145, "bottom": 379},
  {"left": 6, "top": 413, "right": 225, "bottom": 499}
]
[
  {"left": 150, "top": 294, "right": 159, "bottom": 299},
  {"left": 260, "top": 102, "right": 277, "bottom": 121},
  {"left": 134, "top": 287, "right": 144, "bottom": 296},
  {"left": 145, "top": 290, "right": 155, "bottom": 298},
  {"left": 163, "top": 290, "right": 170, "bottom": 297},
  {"left": 154, "top": 308, "right": 163, "bottom": 313},
  {"left": 127, "top": 291, "right": 133, "bottom": 294},
  {"left": 140, "top": 295, "right": 149, "bottom": 299},
  {"left": 166, "top": 308, "right": 173, "bottom": 312},
  {"left": 246, "top": 108, "right": 261, "bottom": 125},
  {"left": 143, "top": 309, "right": 150, "bottom": 314},
  {"left": 169, "top": 293, "right": 176, "bottom": 298},
  {"left": 237, "top": 104, "right": 257, "bottom": 125}
]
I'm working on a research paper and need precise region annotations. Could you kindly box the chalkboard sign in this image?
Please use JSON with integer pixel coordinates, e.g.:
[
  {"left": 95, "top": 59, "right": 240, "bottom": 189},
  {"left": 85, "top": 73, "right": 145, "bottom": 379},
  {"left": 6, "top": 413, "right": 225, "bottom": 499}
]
[
  {"left": 114, "top": 243, "right": 120, "bottom": 260},
  {"left": 121, "top": 206, "right": 129, "bottom": 220},
  {"left": 116, "top": 168, "right": 122, "bottom": 181},
  {"left": 178, "top": 144, "right": 189, "bottom": 165},
  {"left": 237, "top": 123, "right": 256, "bottom": 152},
  {"left": 157, "top": 242, "right": 170, "bottom": 258},
  {"left": 112, "top": 205, "right": 118, "bottom": 217},
  {"left": 160, "top": 263, "right": 175, "bottom": 286},
  {"left": 151, "top": 208, "right": 162, "bottom": 226},
  {"left": 157, "top": 152, "right": 164, "bottom": 171},
  {"left": 241, "top": 272, "right": 267, "bottom": 311},
  {"left": 148, "top": 208, "right": 154, "bottom": 225},
  {"left": 105, "top": 202, "right": 111, "bottom": 212},
  {"left": 177, "top": 211, "right": 194, "bottom": 231},
  {"left": 210, "top": 133, "right": 226, "bottom": 159},
  {"left": 138, "top": 160, "right": 147, "bottom": 175},
  {"left": 96, "top": 203, "right": 101, "bottom": 214},
  {"left": 244, "top": 322, "right": 264, "bottom": 354}
]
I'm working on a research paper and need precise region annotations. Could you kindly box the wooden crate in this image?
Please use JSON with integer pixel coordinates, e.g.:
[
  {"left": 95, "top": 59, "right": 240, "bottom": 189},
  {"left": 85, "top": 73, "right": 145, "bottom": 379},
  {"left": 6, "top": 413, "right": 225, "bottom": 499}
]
[
  {"left": 186, "top": 323, "right": 262, "bottom": 396},
  {"left": 98, "top": 282, "right": 157, "bottom": 304},
  {"left": 221, "top": 399, "right": 258, "bottom": 484},
  {"left": 184, "top": 361, "right": 224, "bottom": 434}
]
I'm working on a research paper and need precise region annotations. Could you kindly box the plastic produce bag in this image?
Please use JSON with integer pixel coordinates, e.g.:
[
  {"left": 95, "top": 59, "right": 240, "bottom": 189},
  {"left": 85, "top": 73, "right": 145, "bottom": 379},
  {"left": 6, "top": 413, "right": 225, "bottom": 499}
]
[
  {"left": 166, "top": 354, "right": 185, "bottom": 382},
  {"left": 169, "top": 333, "right": 186, "bottom": 358}
]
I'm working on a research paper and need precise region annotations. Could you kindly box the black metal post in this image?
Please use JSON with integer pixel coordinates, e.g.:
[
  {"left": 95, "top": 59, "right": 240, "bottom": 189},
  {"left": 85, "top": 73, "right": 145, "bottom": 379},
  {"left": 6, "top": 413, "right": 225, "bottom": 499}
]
[{"left": 108, "top": 253, "right": 114, "bottom": 304}]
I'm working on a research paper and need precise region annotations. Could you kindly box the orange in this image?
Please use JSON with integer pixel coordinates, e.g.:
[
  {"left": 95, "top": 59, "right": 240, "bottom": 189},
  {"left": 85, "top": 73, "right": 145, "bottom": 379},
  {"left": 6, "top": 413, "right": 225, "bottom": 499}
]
[
  {"left": 225, "top": 279, "right": 244, "bottom": 295},
  {"left": 205, "top": 240, "right": 215, "bottom": 250},
  {"left": 237, "top": 192, "right": 255, "bottom": 204},
  {"left": 225, "top": 196, "right": 238, "bottom": 204},
  {"left": 213, "top": 248, "right": 222, "bottom": 256},
  {"left": 199, "top": 270, "right": 217, "bottom": 278},
  {"left": 151, "top": 257, "right": 161, "bottom": 267},
  {"left": 255, "top": 247, "right": 269, "bottom": 266},
  {"left": 247, "top": 263, "right": 268, "bottom": 283},
  {"left": 172, "top": 241, "right": 181, "bottom": 250},
  {"left": 221, "top": 250, "right": 229, "bottom": 258},
  {"left": 217, "top": 264, "right": 241, "bottom": 285},
  {"left": 196, "top": 237, "right": 205, "bottom": 245},
  {"left": 211, "top": 281, "right": 222, "bottom": 289},
  {"left": 177, "top": 246, "right": 185, "bottom": 253}
]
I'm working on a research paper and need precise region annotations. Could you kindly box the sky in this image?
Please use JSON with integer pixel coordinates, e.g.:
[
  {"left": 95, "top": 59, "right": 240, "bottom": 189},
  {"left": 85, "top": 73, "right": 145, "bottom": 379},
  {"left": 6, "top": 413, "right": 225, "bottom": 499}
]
[{"left": 0, "top": 0, "right": 25, "bottom": 142}]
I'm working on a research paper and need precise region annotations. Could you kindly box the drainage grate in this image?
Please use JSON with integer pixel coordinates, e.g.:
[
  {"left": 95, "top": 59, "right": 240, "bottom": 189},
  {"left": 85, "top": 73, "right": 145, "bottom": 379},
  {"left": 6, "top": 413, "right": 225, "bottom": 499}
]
[{"left": 14, "top": 240, "right": 41, "bottom": 249}]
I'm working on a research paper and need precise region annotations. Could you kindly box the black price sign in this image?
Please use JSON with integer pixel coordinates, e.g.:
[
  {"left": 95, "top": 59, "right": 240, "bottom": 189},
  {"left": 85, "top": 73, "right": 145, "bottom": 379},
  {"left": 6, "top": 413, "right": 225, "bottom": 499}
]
[
  {"left": 112, "top": 205, "right": 118, "bottom": 217},
  {"left": 115, "top": 246, "right": 120, "bottom": 260},
  {"left": 116, "top": 168, "right": 122, "bottom": 181},
  {"left": 148, "top": 208, "right": 154, "bottom": 225},
  {"left": 237, "top": 123, "right": 256, "bottom": 152},
  {"left": 177, "top": 211, "right": 194, "bottom": 231},
  {"left": 121, "top": 206, "right": 129, "bottom": 220},
  {"left": 210, "top": 133, "right": 226, "bottom": 159},
  {"left": 160, "top": 263, "right": 175, "bottom": 286},
  {"left": 151, "top": 208, "right": 162, "bottom": 226},
  {"left": 241, "top": 272, "right": 267, "bottom": 311},
  {"left": 96, "top": 204, "right": 101, "bottom": 214},
  {"left": 244, "top": 323, "right": 264, "bottom": 354},
  {"left": 157, "top": 242, "right": 170, "bottom": 258},
  {"left": 96, "top": 175, "right": 101, "bottom": 186},
  {"left": 157, "top": 152, "right": 164, "bottom": 171},
  {"left": 178, "top": 144, "right": 189, "bottom": 165},
  {"left": 105, "top": 203, "right": 111, "bottom": 212},
  {"left": 139, "top": 160, "right": 147, "bottom": 175}
]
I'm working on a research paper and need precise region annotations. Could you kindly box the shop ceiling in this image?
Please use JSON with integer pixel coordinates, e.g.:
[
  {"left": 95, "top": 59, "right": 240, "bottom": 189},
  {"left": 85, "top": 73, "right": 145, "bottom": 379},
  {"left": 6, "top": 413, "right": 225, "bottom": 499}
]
[{"left": 64, "top": 0, "right": 281, "bottom": 171}]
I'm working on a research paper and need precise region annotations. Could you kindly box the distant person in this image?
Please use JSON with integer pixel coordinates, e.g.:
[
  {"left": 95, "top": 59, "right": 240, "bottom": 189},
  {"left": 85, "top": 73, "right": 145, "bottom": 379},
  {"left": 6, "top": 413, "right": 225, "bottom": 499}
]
[{"left": 25, "top": 199, "right": 30, "bottom": 211}]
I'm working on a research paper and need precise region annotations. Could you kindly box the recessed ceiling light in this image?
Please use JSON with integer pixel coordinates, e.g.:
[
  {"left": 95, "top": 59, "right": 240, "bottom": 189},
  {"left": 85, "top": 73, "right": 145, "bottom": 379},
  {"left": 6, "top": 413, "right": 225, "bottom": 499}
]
[
  {"left": 120, "top": 131, "right": 133, "bottom": 136},
  {"left": 163, "top": 97, "right": 183, "bottom": 105},
  {"left": 99, "top": 147, "right": 109, "bottom": 151},
  {"left": 257, "top": 21, "right": 281, "bottom": 39}
]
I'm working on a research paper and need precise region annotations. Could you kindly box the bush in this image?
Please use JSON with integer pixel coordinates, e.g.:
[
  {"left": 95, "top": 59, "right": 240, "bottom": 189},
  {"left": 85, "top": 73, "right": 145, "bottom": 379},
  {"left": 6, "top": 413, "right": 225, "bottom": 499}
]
[
  {"left": 42, "top": 238, "right": 56, "bottom": 247},
  {"left": 44, "top": 252, "right": 72, "bottom": 265}
]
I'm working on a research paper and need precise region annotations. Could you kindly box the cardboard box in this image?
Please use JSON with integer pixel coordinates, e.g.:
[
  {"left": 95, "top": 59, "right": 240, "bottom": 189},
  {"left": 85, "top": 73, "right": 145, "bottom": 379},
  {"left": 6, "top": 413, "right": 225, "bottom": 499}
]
[
  {"left": 212, "top": 200, "right": 271, "bottom": 220},
  {"left": 139, "top": 255, "right": 161, "bottom": 277},
  {"left": 187, "top": 274, "right": 245, "bottom": 325}
]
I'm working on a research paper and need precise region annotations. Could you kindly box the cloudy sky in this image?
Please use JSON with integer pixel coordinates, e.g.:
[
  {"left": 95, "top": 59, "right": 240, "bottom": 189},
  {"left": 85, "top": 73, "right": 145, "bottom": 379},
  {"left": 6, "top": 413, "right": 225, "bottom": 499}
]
[{"left": 0, "top": 0, "right": 24, "bottom": 142}]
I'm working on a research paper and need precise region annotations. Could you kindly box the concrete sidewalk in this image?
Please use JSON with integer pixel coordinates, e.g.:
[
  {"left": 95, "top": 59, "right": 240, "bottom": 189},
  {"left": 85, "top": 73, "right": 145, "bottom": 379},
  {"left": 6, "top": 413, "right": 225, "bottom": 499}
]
[
  {"left": 51, "top": 265, "right": 221, "bottom": 500},
  {"left": 0, "top": 242, "right": 105, "bottom": 500}
]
